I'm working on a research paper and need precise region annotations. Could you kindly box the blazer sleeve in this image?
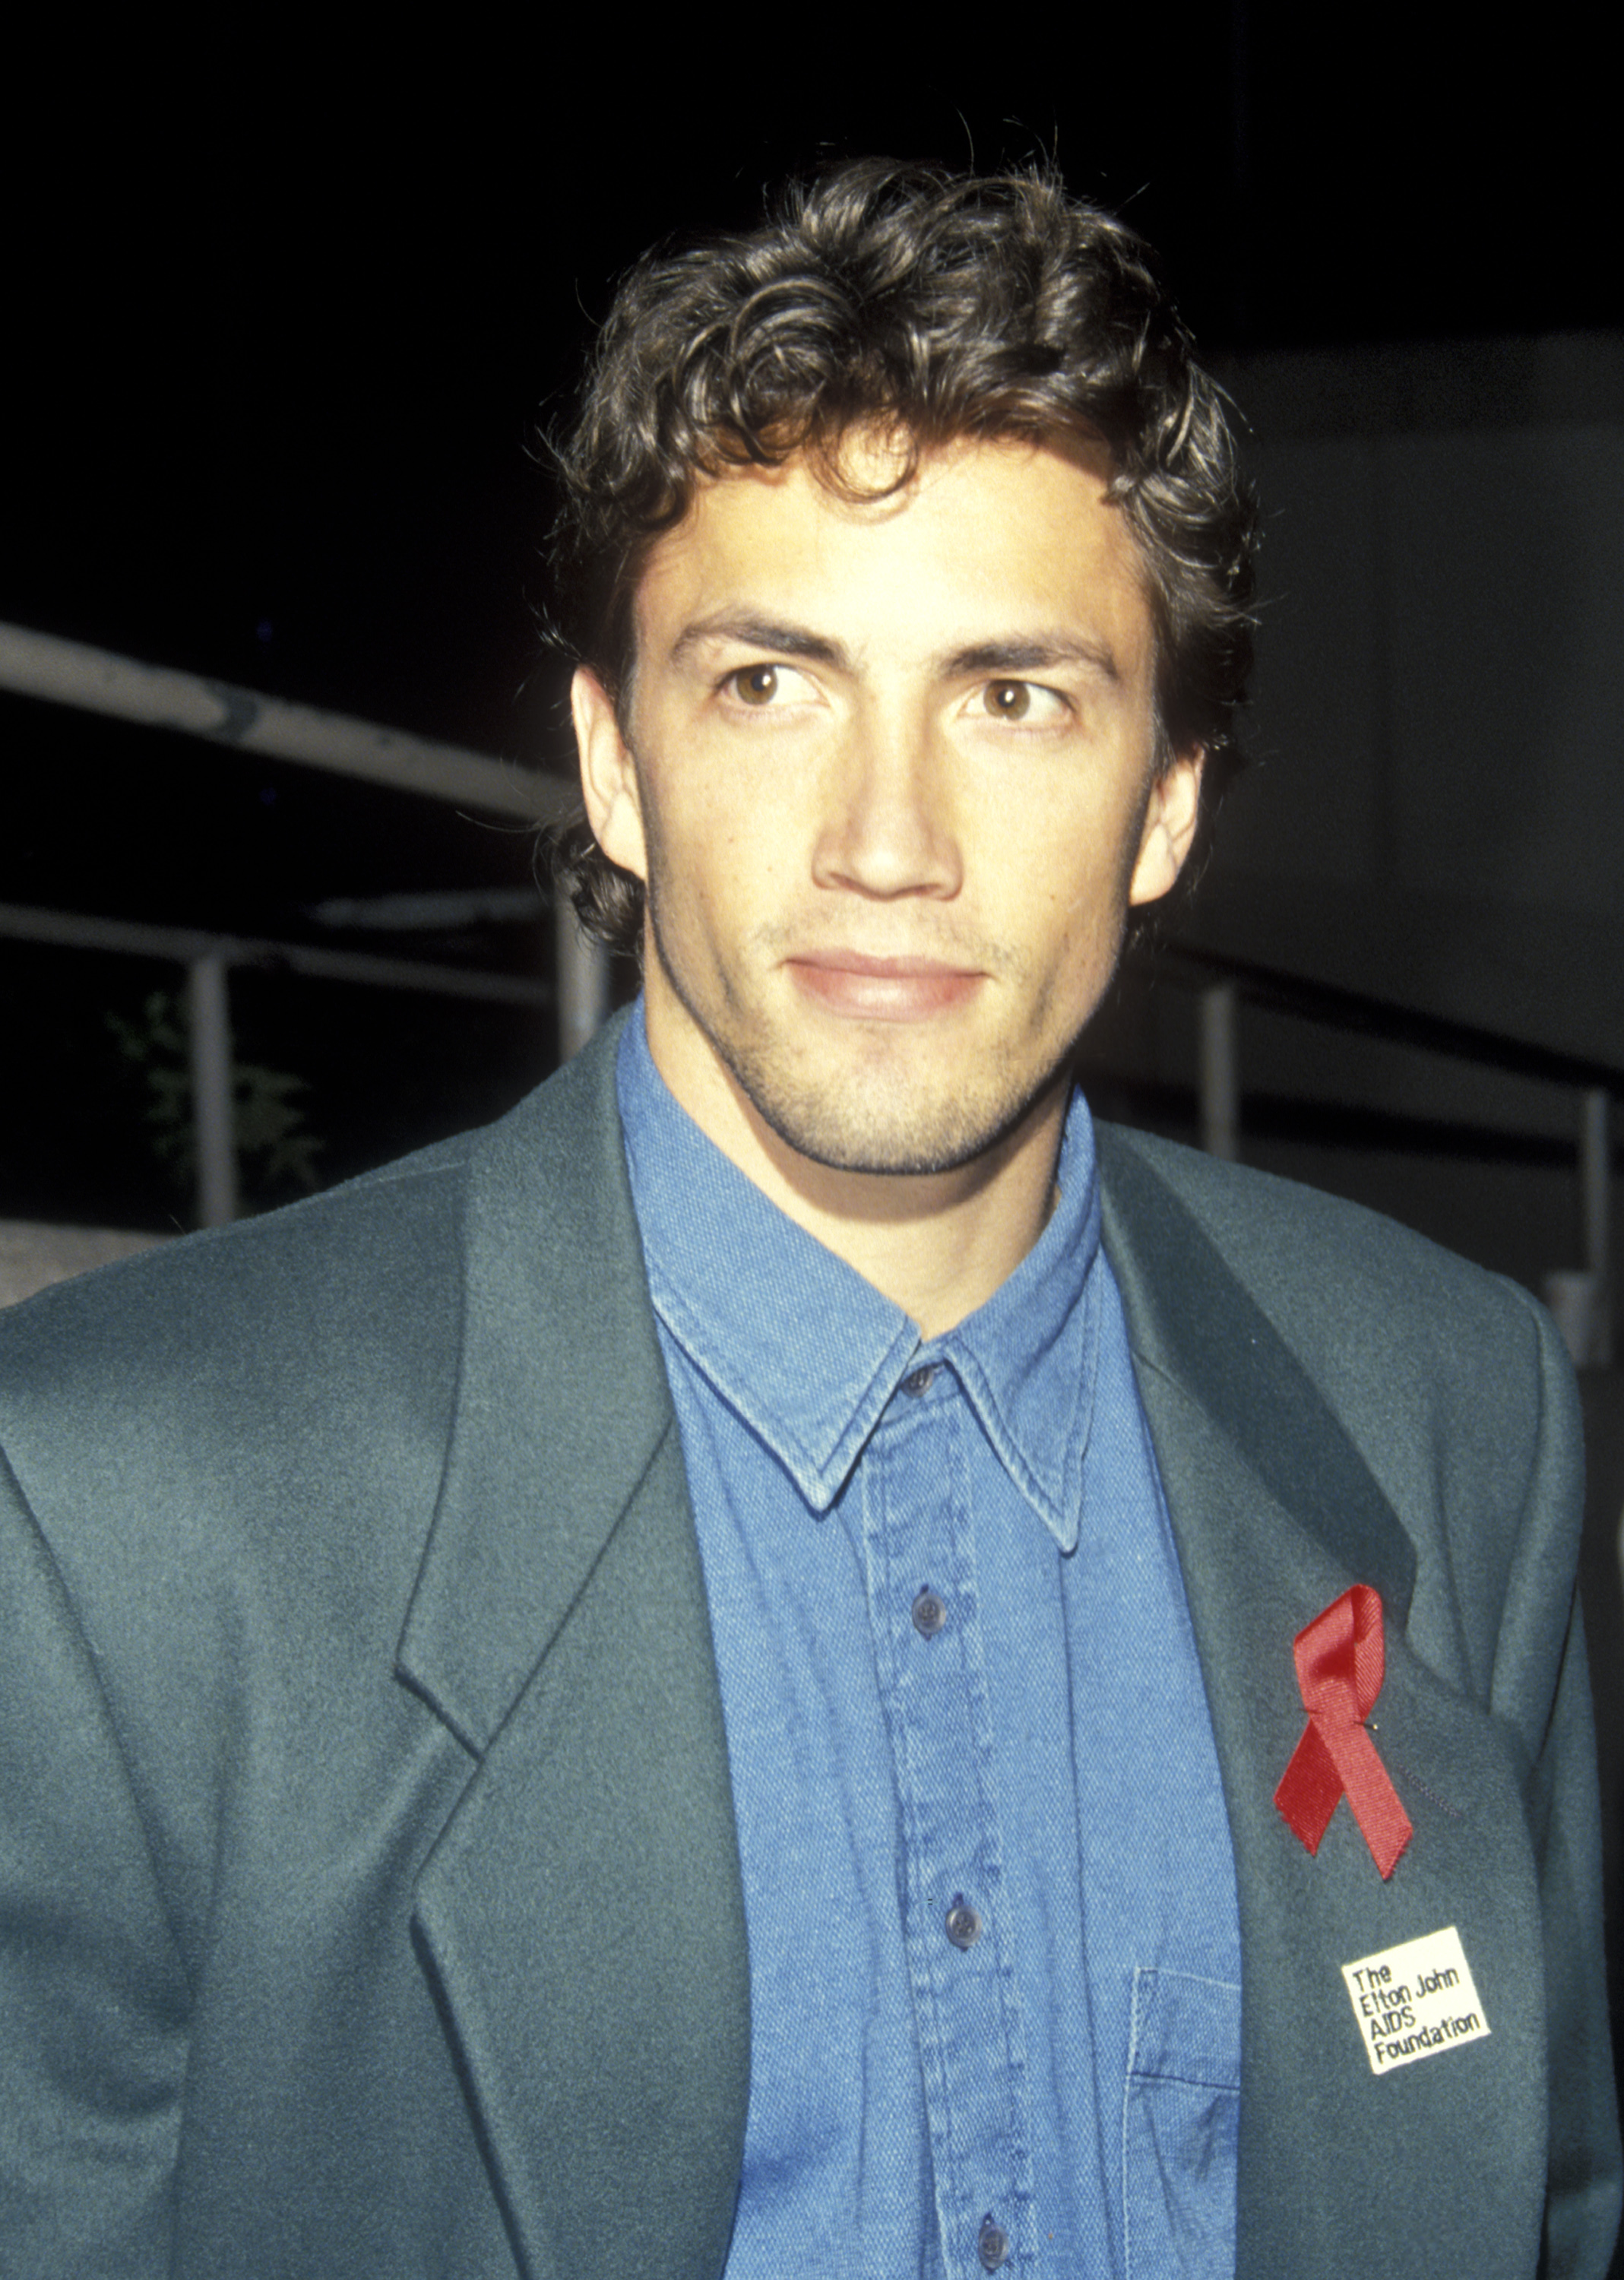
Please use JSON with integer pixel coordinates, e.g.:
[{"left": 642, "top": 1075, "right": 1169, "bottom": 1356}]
[
  {"left": 1537, "top": 1600, "right": 1620, "bottom": 2278},
  {"left": 1501, "top": 1302, "right": 1622, "bottom": 2278},
  {"left": 0, "top": 1449, "right": 186, "bottom": 2276}
]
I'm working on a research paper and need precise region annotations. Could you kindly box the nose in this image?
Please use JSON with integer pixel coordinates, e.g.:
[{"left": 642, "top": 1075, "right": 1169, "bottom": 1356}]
[{"left": 810, "top": 713, "right": 963, "bottom": 901}]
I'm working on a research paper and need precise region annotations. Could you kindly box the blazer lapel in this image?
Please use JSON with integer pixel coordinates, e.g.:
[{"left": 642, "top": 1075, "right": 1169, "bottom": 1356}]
[
  {"left": 1099, "top": 1130, "right": 1550, "bottom": 2280},
  {"left": 398, "top": 1023, "right": 749, "bottom": 2280}
]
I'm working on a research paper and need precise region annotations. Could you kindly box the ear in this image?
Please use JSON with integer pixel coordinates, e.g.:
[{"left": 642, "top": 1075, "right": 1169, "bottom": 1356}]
[
  {"left": 571, "top": 667, "right": 648, "bottom": 882},
  {"left": 1128, "top": 745, "right": 1205, "bottom": 907}
]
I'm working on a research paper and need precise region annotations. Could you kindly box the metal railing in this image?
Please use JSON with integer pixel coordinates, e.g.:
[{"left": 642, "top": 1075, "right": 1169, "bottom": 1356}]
[
  {"left": 0, "top": 622, "right": 614, "bottom": 1218},
  {"left": 0, "top": 899, "right": 556, "bottom": 1229},
  {"left": 1133, "top": 944, "right": 1617, "bottom": 1365}
]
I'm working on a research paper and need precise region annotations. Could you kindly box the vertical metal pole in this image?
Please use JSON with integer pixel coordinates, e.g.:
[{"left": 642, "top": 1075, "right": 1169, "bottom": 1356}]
[
  {"left": 187, "top": 952, "right": 239, "bottom": 1227},
  {"left": 1199, "top": 982, "right": 1240, "bottom": 1163},
  {"left": 1581, "top": 1090, "right": 1611, "bottom": 1275},
  {"left": 556, "top": 905, "right": 611, "bottom": 1063},
  {"left": 1581, "top": 1087, "right": 1613, "bottom": 1365}
]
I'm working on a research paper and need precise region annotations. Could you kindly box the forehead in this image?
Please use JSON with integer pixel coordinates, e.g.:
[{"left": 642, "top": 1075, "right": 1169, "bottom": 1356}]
[{"left": 631, "top": 432, "right": 1156, "bottom": 670}]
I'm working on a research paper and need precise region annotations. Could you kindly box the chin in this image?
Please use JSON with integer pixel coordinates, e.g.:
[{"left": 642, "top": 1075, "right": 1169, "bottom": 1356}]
[{"left": 731, "top": 1050, "right": 1065, "bottom": 1181}]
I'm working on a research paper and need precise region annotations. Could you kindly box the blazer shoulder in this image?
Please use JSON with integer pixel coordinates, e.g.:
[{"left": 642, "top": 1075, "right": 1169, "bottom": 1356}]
[
  {"left": 1094, "top": 1119, "right": 1557, "bottom": 1360},
  {"left": 0, "top": 1025, "right": 635, "bottom": 1551},
  {"left": 1094, "top": 1121, "right": 1579, "bottom": 1617},
  {"left": 0, "top": 1122, "right": 470, "bottom": 1408},
  {"left": 0, "top": 1013, "right": 630, "bottom": 1410}
]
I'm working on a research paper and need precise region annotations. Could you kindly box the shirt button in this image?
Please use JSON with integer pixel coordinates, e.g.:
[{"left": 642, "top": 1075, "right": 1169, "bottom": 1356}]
[
  {"left": 977, "top": 2216, "right": 1011, "bottom": 2270},
  {"left": 901, "top": 1364, "right": 937, "bottom": 1398},
  {"left": 911, "top": 1587, "right": 948, "bottom": 1638},
  {"left": 945, "top": 1895, "right": 983, "bottom": 1949}
]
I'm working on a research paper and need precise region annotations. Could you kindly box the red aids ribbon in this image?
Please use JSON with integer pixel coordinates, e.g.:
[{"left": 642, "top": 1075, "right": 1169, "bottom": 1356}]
[{"left": 1274, "top": 1585, "right": 1413, "bottom": 1879}]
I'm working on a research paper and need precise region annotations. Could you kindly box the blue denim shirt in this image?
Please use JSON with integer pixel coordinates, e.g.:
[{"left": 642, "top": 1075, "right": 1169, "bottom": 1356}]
[{"left": 618, "top": 1008, "right": 1240, "bottom": 2279}]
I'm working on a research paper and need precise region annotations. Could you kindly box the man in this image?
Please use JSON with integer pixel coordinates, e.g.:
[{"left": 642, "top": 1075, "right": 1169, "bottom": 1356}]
[{"left": 0, "top": 163, "right": 1616, "bottom": 2279}]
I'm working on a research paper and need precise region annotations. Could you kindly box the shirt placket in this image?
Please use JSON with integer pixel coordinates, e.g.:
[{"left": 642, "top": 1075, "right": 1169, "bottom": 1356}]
[{"left": 859, "top": 1363, "right": 1039, "bottom": 2277}]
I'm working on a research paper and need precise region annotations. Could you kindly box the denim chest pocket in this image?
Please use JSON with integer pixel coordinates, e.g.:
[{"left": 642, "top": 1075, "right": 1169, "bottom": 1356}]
[{"left": 1123, "top": 1965, "right": 1241, "bottom": 2280}]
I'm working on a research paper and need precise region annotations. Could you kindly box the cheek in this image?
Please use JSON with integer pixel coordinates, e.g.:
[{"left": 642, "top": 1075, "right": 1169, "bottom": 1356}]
[
  {"left": 640, "top": 794, "right": 756, "bottom": 953},
  {"left": 1028, "top": 828, "right": 1128, "bottom": 934}
]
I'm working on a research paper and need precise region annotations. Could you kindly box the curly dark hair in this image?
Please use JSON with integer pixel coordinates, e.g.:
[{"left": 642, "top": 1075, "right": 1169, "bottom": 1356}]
[{"left": 543, "top": 158, "right": 1257, "bottom": 955}]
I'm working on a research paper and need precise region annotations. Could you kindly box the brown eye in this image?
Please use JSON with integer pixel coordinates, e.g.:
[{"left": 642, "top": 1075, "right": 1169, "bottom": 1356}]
[
  {"left": 734, "top": 665, "right": 780, "bottom": 705},
  {"left": 984, "top": 680, "right": 1031, "bottom": 719}
]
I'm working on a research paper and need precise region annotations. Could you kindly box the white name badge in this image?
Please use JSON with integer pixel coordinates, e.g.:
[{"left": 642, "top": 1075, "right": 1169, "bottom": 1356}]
[{"left": 1341, "top": 1926, "right": 1489, "bottom": 2076}]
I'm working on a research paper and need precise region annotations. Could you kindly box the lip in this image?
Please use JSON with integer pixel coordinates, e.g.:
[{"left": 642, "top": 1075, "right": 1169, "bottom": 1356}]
[{"left": 785, "top": 951, "right": 986, "bottom": 1021}]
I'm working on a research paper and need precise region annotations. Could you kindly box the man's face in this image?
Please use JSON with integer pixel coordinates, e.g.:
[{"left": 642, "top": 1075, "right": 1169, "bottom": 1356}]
[{"left": 575, "top": 432, "right": 1201, "bottom": 1182}]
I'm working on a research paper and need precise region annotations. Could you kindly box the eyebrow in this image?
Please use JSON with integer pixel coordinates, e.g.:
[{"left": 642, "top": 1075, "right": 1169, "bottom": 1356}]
[
  {"left": 941, "top": 635, "right": 1121, "bottom": 682},
  {"left": 668, "top": 613, "right": 852, "bottom": 672},
  {"left": 669, "top": 613, "right": 1120, "bottom": 684}
]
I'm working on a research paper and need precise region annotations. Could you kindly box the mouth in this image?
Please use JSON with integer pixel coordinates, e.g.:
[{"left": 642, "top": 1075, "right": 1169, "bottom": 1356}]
[{"left": 784, "top": 951, "right": 986, "bottom": 1022}]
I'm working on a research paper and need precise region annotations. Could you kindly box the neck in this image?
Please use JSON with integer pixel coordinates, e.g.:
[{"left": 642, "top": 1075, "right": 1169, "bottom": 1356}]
[{"left": 644, "top": 1018, "right": 1068, "bottom": 1338}]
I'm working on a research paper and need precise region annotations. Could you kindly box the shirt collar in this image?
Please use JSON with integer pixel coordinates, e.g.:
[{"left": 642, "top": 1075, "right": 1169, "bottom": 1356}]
[{"left": 616, "top": 1002, "right": 1103, "bottom": 1549}]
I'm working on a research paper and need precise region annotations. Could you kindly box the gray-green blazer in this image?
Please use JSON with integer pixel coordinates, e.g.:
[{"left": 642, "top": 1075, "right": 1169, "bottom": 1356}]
[{"left": 1, "top": 1020, "right": 1617, "bottom": 2278}]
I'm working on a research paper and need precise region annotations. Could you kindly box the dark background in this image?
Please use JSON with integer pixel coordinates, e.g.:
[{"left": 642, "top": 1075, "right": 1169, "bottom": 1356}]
[{"left": 4, "top": 17, "right": 1616, "bottom": 1222}]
